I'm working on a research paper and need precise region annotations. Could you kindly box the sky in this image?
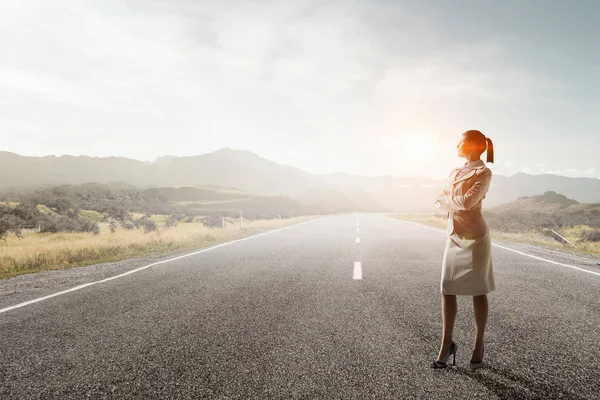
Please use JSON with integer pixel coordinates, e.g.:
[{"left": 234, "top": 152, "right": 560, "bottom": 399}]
[{"left": 1, "top": 0, "right": 599, "bottom": 179}]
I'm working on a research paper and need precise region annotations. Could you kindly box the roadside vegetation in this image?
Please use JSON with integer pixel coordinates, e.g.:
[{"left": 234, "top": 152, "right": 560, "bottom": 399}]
[
  {"left": 393, "top": 192, "right": 600, "bottom": 257},
  {"left": 0, "top": 216, "right": 314, "bottom": 279},
  {"left": 0, "top": 183, "right": 317, "bottom": 279}
]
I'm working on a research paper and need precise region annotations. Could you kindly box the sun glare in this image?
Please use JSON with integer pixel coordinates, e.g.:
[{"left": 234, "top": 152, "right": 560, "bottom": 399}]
[{"left": 401, "top": 134, "right": 434, "bottom": 165}]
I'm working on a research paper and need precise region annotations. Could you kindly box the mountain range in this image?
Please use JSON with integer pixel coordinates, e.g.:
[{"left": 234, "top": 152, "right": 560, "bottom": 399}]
[
  {"left": 1, "top": 149, "right": 599, "bottom": 212},
  {"left": 487, "top": 191, "right": 600, "bottom": 214}
]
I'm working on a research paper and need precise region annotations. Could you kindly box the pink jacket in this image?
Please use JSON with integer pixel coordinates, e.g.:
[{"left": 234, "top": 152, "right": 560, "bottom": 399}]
[{"left": 436, "top": 160, "right": 492, "bottom": 239}]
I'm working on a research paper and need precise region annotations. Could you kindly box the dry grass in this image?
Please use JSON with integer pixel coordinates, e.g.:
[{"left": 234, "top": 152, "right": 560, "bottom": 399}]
[
  {"left": 392, "top": 214, "right": 600, "bottom": 257},
  {"left": 0, "top": 216, "right": 317, "bottom": 279}
]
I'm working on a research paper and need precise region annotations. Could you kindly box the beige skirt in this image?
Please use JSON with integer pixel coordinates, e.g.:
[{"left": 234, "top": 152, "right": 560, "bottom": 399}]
[{"left": 441, "top": 231, "right": 495, "bottom": 296}]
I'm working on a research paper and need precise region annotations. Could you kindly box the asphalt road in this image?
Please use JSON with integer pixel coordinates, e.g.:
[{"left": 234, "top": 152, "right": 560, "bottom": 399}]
[{"left": 1, "top": 214, "right": 599, "bottom": 399}]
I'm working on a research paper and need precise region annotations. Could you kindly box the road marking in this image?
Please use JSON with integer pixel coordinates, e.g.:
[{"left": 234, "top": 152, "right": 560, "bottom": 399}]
[
  {"left": 491, "top": 243, "right": 600, "bottom": 277},
  {"left": 357, "top": 228, "right": 359, "bottom": 233},
  {"left": 0, "top": 217, "right": 326, "bottom": 315},
  {"left": 402, "top": 220, "right": 600, "bottom": 277},
  {"left": 517, "top": 246, "right": 597, "bottom": 264},
  {"left": 356, "top": 237, "right": 360, "bottom": 244},
  {"left": 353, "top": 262, "right": 362, "bottom": 280}
]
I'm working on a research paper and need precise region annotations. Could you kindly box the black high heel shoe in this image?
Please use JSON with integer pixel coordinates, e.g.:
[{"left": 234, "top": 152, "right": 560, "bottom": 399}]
[
  {"left": 470, "top": 343, "right": 485, "bottom": 370},
  {"left": 430, "top": 342, "right": 457, "bottom": 369}
]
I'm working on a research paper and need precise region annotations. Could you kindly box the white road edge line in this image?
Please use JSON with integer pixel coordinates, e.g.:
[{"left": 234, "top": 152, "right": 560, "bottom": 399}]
[
  {"left": 0, "top": 217, "right": 326, "bottom": 315},
  {"left": 402, "top": 220, "right": 600, "bottom": 277},
  {"left": 353, "top": 262, "right": 362, "bottom": 280}
]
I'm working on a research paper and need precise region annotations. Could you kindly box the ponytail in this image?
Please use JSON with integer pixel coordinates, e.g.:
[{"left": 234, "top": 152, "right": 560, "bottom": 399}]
[
  {"left": 463, "top": 130, "right": 494, "bottom": 162},
  {"left": 486, "top": 137, "right": 494, "bottom": 163}
]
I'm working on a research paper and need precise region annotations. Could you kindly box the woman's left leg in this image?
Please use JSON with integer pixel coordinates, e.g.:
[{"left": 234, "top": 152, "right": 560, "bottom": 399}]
[
  {"left": 472, "top": 294, "right": 488, "bottom": 362},
  {"left": 437, "top": 294, "right": 457, "bottom": 360}
]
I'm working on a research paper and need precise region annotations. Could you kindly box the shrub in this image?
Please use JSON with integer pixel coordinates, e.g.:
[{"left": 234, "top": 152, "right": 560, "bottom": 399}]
[
  {"left": 109, "top": 220, "right": 118, "bottom": 233},
  {"left": 202, "top": 214, "right": 223, "bottom": 228},
  {"left": 12, "top": 202, "right": 39, "bottom": 225},
  {"left": 121, "top": 221, "right": 135, "bottom": 230},
  {"left": 39, "top": 214, "right": 99, "bottom": 234},
  {"left": 165, "top": 215, "right": 178, "bottom": 228},
  {"left": 581, "top": 230, "right": 600, "bottom": 242},
  {"left": 0, "top": 214, "right": 23, "bottom": 240},
  {"left": 138, "top": 217, "right": 157, "bottom": 233},
  {"left": 66, "top": 207, "right": 81, "bottom": 219}
]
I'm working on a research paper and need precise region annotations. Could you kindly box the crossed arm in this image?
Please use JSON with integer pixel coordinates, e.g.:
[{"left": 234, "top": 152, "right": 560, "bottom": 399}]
[{"left": 435, "top": 169, "right": 492, "bottom": 212}]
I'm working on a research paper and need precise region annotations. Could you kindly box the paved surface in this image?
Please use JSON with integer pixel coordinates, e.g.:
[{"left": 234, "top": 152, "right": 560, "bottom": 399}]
[{"left": 1, "top": 214, "right": 599, "bottom": 399}]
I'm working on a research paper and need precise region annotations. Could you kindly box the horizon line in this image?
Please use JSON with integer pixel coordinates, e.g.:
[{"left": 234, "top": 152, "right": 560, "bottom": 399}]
[{"left": 1, "top": 149, "right": 598, "bottom": 182}]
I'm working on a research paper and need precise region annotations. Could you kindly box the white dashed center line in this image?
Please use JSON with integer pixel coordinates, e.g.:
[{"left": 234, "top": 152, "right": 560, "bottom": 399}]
[
  {"left": 354, "top": 217, "right": 362, "bottom": 280},
  {"left": 353, "top": 262, "right": 362, "bottom": 280}
]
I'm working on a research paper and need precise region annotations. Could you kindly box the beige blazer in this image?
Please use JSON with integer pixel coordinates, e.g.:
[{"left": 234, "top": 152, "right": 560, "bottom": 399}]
[{"left": 436, "top": 160, "right": 492, "bottom": 239}]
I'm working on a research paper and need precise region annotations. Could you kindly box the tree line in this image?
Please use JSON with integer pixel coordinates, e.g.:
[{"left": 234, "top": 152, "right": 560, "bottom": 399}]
[
  {"left": 0, "top": 182, "right": 302, "bottom": 239},
  {"left": 0, "top": 183, "right": 190, "bottom": 239}
]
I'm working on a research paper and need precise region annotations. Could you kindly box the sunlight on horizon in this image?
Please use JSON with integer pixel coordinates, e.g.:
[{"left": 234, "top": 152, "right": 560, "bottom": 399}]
[{"left": 401, "top": 134, "right": 436, "bottom": 165}]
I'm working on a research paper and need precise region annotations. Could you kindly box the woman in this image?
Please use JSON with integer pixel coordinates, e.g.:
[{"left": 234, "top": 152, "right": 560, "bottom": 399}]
[{"left": 431, "top": 130, "right": 495, "bottom": 370}]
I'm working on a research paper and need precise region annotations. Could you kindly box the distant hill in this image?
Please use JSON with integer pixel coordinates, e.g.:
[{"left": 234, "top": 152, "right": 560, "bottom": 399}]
[
  {"left": 486, "top": 173, "right": 600, "bottom": 206},
  {"left": 148, "top": 185, "right": 315, "bottom": 217},
  {"left": 317, "top": 172, "right": 600, "bottom": 212},
  {"left": 488, "top": 191, "right": 581, "bottom": 213},
  {"left": 483, "top": 191, "right": 600, "bottom": 233},
  {"left": 487, "top": 191, "right": 600, "bottom": 218},
  {"left": 0, "top": 182, "right": 319, "bottom": 219},
  {"left": 147, "top": 185, "right": 269, "bottom": 202},
  {"left": 1, "top": 150, "right": 600, "bottom": 212},
  {"left": 0, "top": 149, "right": 319, "bottom": 194}
]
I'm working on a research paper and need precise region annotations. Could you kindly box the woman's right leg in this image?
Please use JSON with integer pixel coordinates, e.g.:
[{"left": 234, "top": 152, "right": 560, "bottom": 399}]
[
  {"left": 437, "top": 294, "right": 457, "bottom": 360},
  {"left": 472, "top": 294, "right": 488, "bottom": 362}
]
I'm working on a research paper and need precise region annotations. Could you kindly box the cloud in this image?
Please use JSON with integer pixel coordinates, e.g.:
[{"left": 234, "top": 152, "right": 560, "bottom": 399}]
[
  {"left": 0, "top": 0, "right": 598, "bottom": 179},
  {"left": 539, "top": 168, "right": 598, "bottom": 178},
  {"left": 0, "top": 1, "right": 559, "bottom": 118}
]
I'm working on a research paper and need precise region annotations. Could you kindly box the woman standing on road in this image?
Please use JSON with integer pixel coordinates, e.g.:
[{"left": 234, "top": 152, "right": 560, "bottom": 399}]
[{"left": 431, "top": 130, "right": 495, "bottom": 370}]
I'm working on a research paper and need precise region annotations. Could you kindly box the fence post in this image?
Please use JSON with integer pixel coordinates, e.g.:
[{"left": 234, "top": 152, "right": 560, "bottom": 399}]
[
  {"left": 221, "top": 216, "right": 225, "bottom": 231},
  {"left": 240, "top": 211, "right": 244, "bottom": 230},
  {"left": 549, "top": 229, "right": 576, "bottom": 247}
]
